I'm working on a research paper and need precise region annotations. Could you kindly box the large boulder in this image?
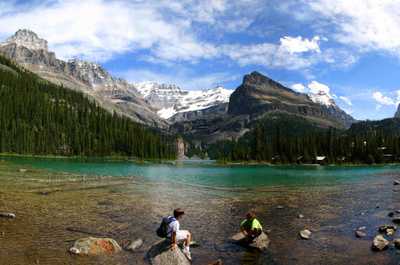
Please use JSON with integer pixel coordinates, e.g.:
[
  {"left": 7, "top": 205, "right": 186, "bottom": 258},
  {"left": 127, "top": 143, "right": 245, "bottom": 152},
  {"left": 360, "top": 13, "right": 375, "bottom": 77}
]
[
  {"left": 372, "top": 235, "right": 389, "bottom": 251},
  {"left": 69, "top": 237, "right": 121, "bottom": 256},
  {"left": 147, "top": 240, "right": 191, "bottom": 265},
  {"left": 231, "top": 232, "right": 270, "bottom": 251}
]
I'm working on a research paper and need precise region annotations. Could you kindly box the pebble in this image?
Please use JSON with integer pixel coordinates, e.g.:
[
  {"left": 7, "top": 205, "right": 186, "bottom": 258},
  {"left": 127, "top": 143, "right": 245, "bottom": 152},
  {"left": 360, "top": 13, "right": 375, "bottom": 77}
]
[
  {"left": 299, "top": 229, "right": 311, "bottom": 240},
  {"left": 0, "top": 212, "right": 16, "bottom": 219},
  {"left": 355, "top": 230, "right": 367, "bottom": 238},
  {"left": 298, "top": 214, "right": 304, "bottom": 219},
  {"left": 276, "top": 205, "right": 284, "bottom": 209}
]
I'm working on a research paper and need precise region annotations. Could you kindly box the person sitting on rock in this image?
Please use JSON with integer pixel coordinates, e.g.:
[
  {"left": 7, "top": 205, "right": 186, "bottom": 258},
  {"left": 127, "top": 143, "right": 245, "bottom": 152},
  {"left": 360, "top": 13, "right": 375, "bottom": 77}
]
[
  {"left": 240, "top": 211, "right": 263, "bottom": 242},
  {"left": 167, "top": 208, "right": 192, "bottom": 261}
]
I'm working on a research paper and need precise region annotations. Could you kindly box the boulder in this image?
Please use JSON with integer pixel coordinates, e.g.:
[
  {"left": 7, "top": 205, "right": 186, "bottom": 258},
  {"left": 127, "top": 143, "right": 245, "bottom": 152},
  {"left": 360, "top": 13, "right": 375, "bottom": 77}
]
[
  {"left": 123, "top": 238, "right": 143, "bottom": 252},
  {"left": 0, "top": 212, "right": 16, "bottom": 219},
  {"left": 394, "top": 180, "right": 400, "bottom": 185},
  {"left": 299, "top": 229, "right": 311, "bottom": 240},
  {"left": 231, "top": 232, "right": 270, "bottom": 251},
  {"left": 69, "top": 237, "right": 121, "bottom": 256},
  {"left": 372, "top": 235, "right": 389, "bottom": 251},
  {"left": 147, "top": 240, "right": 191, "bottom": 265},
  {"left": 378, "top": 225, "right": 397, "bottom": 234}
]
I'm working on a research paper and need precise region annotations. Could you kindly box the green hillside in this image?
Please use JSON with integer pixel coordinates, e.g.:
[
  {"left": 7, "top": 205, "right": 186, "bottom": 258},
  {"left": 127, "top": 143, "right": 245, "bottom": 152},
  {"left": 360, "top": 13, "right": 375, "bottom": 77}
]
[{"left": 0, "top": 55, "right": 176, "bottom": 159}]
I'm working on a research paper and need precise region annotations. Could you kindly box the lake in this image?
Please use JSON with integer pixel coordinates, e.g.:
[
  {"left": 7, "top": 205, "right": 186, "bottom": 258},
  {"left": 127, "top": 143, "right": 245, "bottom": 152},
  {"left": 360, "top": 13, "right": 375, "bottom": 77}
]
[{"left": 1, "top": 157, "right": 400, "bottom": 265}]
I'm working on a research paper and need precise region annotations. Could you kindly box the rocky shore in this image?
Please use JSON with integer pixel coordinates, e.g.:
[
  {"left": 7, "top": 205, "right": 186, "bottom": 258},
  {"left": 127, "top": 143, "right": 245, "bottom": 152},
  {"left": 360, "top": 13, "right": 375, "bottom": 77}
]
[{"left": 1, "top": 161, "right": 400, "bottom": 264}]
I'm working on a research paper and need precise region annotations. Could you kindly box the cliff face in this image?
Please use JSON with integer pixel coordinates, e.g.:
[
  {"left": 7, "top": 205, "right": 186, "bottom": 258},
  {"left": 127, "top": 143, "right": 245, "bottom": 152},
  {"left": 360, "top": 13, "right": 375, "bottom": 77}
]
[{"left": 228, "top": 71, "right": 355, "bottom": 128}]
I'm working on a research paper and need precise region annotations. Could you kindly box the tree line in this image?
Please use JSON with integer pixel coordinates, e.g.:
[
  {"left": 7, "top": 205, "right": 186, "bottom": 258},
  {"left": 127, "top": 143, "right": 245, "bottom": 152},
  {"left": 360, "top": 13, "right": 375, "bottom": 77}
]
[
  {"left": 206, "top": 113, "right": 400, "bottom": 164},
  {"left": 0, "top": 55, "right": 176, "bottom": 159}
]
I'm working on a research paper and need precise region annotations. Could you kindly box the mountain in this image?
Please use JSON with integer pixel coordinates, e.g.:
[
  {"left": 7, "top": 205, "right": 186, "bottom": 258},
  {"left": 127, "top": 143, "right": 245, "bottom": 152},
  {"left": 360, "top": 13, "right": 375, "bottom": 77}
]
[
  {"left": 396, "top": 104, "right": 400, "bottom": 118},
  {"left": 171, "top": 71, "right": 356, "bottom": 145},
  {"left": 134, "top": 82, "right": 232, "bottom": 119},
  {"left": 0, "top": 29, "right": 167, "bottom": 128},
  {"left": 228, "top": 71, "right": 355, "bottom": 128},
  {"left": 0, "top": 54, "right": 176, "bottom": 158}
]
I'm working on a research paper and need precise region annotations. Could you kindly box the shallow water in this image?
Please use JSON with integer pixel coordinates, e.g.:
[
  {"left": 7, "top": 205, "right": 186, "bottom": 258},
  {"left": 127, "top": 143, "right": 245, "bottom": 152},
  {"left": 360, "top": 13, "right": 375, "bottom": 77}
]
[{"left": 1, "top": 157, "right": 400, "bottom": 265}]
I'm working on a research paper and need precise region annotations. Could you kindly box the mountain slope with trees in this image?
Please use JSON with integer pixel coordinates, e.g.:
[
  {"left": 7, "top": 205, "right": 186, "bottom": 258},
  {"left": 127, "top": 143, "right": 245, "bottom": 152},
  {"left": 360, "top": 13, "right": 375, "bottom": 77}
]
[{"left": 0, "top": 55, "right": 176, "bottom": 159}]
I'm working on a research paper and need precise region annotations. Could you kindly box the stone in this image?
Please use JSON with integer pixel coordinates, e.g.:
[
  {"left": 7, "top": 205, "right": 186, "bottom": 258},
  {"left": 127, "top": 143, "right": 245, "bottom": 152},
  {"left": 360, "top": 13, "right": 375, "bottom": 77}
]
[
  {"left": 298, "top": 214, "right": 304, "bottom": 219},
  {"left": 231, "top": 232, "right": 270, "bottom": 251},
  {"left": 123, "top": 238, "right": 143, "bottom": 252},
  {"left": 69, "top": 237, "right": 121, "bottom": 256},
  {"left": 394, "top": 238, "right": 400, "bottom": 249},
  {"left": 299, "top": 229, "right": 312, "bottom": 240},
  {"left": 393, "top": 217, "right": 400, "bottom": 224},
  {"left": 387, "top": 228, "right": 396, "bottom": 236},
  {"left": 0, "top": 212, "right": 16, "bottom": 219},
  {"left": 276, "top": 205, "right": 284, "bottom": 209},
  {"left": 358, "top": 226, "right": 367, "bottom": 231},
  {"left": 19, "top": 168, "right": 27, "bottom": 173},
  {"left": 379, "top": 225, "right": 397, "bottom": 234},
  {"left": 147, "top": 240, "right": 191, "bottom": 265},
  {"left": 372, "top": 235, "right": 389, "bottom": 251},
  {"left": 394, "top": 180, "right": 400, "bottom": 185},
  {"left": 355, "top": 230, "right": 367, "bottom": 238},
  {"left": 388, "top": 212, "right": 395, "bottom": 217}
]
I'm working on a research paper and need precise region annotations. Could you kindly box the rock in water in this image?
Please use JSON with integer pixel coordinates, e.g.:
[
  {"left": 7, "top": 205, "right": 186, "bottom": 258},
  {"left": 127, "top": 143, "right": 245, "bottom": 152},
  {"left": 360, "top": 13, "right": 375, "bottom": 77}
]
[
  {"left": 0, "top": 212, "right": 16, "bottom": 219},
  {"left": 207, "top": 259, "right": 223, "bottom": 265},
  {"left": 372, "top": 235, "right": 389, "bottom": 251},
  {"left": 355, "top": 230, "right": 367, "bottom": 238},
  {"left": 69, "top": 237, "right": 121, "bottom": 256},
  {"left": 231, "top": 232, "right": 270, "bottom": 251},
  {"left": 392, "top": 217, "right": 400, "bottom": 224},
  {"left": 123, "top": 238, "right": 143, "bottom": 252},
  {"left": 147, "top": 240, "right": 191, "bottom": 265},
  {"left": 299, "top": 229, "right": 312, "bottom": 240},
  {"left": 394, "top": 180, "right": 400, "bottom": 185}
]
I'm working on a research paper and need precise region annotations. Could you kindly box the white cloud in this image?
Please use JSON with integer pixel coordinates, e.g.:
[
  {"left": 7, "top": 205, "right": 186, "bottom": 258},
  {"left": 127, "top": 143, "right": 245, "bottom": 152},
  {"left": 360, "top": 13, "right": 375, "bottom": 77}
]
[
  {"left": 372, "top": 91, "right": 395, "bottom": 106},
  {"left": 291, "top": 83, "right": 307, "bottom": 93},
  {"left": 279, "top": 36, "right": 321, "bottom": 54},
  {"left": 307, "top": 0, "right": 400, "bottom": 57},
  {"left": 339, "top": 96, "right": 352, "bottom": 106}
]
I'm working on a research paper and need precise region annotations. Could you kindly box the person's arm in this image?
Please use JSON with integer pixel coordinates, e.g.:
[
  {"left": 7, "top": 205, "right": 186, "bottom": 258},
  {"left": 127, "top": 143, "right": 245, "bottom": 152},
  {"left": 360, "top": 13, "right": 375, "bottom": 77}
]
[{"left": 240, "top": 220, "right": 248, "bottom": 236}]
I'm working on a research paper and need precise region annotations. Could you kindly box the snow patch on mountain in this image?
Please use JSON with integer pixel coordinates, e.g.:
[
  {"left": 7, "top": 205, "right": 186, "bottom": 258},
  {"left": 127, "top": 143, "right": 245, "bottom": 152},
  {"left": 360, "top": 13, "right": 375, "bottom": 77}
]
[
  {"left": 1, "top": 29, "right": 48, "bottom": 51},
  {"left": 135, "top": 83, "right": 233, "bottom": 119}
]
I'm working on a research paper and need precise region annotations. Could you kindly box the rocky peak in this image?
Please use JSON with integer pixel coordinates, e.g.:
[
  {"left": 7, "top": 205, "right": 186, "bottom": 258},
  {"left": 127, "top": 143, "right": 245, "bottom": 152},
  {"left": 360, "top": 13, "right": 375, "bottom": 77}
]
[
  {"left": 243, "top": 71, "right": 271, "bottom": 86},
  {"left": 67, "top": 58, "right": 114, "bottom": 88},
  {"left": 2, "top": 29, "right": 48, "bottom": 51}
]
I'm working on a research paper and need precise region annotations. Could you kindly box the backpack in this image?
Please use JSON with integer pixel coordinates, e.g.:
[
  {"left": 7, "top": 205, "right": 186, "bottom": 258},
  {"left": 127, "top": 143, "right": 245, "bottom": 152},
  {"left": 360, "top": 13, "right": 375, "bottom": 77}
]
[{"left": 156, "top": 216, "right": 176, "bottom": 238}]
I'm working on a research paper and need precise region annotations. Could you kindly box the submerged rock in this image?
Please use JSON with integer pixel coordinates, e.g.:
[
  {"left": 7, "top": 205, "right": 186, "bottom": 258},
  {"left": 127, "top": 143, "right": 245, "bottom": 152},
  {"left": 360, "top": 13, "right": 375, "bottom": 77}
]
[
  {"left": 299, "top": 229, "right": 312, "bottom": 240},
  {"left": 378, "top": 225, "right": 397, "bottom": 234},
  {"left": 147, "top": 240, "right": 191, "bottom": 265},
  {"left": 355, "top": 230, "right": 367, "bottom": 238},
  {"left": 392, "top": 217, "right": 400, "bottom": 224},
  {"left": 123, "top": 238, "right": 143, "bottom": 252},
  {"left": 69, "top": 237, "right": 121, "bottom": 256},
  {"left": 388, "top": 212, "right": 395, "bottom": 217},
  {"left": 231, "top": 232, "right": 270, "bottom": 251},
  {"left": 0, "top": 212, "right": 16, "bottom": 219},
  {"left": 372, "top": 235, "right": 389, "bottom": 251}
]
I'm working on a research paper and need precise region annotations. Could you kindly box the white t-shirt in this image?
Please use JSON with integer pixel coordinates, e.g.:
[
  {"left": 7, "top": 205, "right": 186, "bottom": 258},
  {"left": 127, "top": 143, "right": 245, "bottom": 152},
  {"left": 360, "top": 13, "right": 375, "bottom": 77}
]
[{"left": 167, "top": 217, "right": 180, "bottom": 238}]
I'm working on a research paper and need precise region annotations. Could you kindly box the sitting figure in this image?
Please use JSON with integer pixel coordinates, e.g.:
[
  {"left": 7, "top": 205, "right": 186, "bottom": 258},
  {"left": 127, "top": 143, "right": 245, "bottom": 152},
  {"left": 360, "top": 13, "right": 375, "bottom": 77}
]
[
  {"left": 240, "top": 211, "right": 263, "bottom": 243},
  {"left": 166, "top": 208, "right": 192, "bottom": 261}
]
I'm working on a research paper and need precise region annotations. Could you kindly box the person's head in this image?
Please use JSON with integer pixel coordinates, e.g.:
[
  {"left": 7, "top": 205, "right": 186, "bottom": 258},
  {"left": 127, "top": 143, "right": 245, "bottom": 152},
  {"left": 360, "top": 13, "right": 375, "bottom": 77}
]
[
  {"left": 173, "top": 208, "right": 185, "bottom": 219},
  {"left": 246, "top": 210, "right": 256, "bottom": 221}
]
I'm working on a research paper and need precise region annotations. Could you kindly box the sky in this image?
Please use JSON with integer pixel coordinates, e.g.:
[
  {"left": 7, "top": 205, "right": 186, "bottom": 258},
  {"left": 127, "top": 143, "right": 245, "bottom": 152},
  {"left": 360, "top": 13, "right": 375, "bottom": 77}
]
[{"left": 0, "top": 0, "right": 400, "bottom": 120}]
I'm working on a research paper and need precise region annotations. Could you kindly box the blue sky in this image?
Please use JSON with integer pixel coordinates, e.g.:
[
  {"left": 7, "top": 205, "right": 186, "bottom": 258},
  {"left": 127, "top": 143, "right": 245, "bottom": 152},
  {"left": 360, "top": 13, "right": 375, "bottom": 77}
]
[{"left": 1, "top": 0, "right": 400, "bottom": 120}]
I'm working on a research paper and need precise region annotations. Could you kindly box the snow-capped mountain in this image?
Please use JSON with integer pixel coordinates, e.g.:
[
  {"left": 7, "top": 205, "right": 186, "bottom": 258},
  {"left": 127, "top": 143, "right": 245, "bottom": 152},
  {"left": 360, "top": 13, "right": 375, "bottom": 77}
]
[
  {"left": 308, "top": 90, "right": 335, "bottom": 106},
  {"left": 1, "top": 29, "right": 48, "bottom": 51},
  {"left": 134, "top": 82, "right": 233, "bottom": 119}
]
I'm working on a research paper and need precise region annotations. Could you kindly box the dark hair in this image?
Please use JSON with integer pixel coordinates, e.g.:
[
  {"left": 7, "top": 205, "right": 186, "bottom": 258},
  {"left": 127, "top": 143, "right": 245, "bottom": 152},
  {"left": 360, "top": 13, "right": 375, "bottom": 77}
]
[
  {"left": 246, "top": 210, "right": 256, "bottom": 220},
  {"left": 173, "top": 208, "right": 185, "bottom": 218}
]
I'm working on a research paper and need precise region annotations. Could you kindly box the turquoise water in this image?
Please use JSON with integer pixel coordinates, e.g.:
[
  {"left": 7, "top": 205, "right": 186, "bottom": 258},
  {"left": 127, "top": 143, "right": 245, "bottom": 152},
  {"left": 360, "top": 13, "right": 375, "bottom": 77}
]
[{"left": 4, "top": 156, "right": 400, "bottom": 188}]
